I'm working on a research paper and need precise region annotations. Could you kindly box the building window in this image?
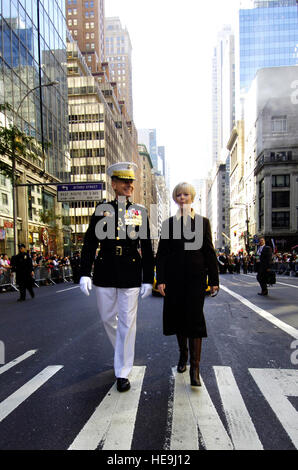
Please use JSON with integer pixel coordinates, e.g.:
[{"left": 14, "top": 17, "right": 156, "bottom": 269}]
[
  {"left": 85, "top": 22, "right": 89, "bottom": 29},
  {"left": 86, "top": 33, "right": 90, "bottom": 39},
  {"left": 1, "top": 193, "right": 8, "bottom": 205},
  {"left": 73, "top": 30, "right": 77, "bottom": 36},
  {"left": 271, "top": 116, "right": 287, "bottom": 134},
  {"left": 272, "top": 191, "right": 290, "bottom": 209},
  {"left": 73, "top": 19, "right": 77, "bottom": 25},
  {"left": 272, "top": 212, "right": 290, "bottom": 229},
  {"left": 73, "top": 8, "right": 77, "bottom": 14},
  {"left": 68, "top": 19, "right": 72, "bottom": 26},
  {"left": 272, "top": 175, "right": 290, "bottom": 188}
]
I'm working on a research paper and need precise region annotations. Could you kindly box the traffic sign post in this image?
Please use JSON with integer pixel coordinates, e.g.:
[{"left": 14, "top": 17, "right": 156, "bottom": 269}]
[{"left": 57, "top": 183, "right": 103, "bottom": 202}]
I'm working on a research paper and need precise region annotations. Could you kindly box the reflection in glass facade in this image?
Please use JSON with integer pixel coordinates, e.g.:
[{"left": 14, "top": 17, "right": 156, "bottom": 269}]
[
  {"left": 239, "top": 0, "right": 298, "bottom": 93},
  {"left": 0, "top": 0, "right": 70, "bottom": 179}
]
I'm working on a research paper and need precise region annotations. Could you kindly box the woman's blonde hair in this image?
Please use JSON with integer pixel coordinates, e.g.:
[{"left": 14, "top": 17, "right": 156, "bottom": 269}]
[{"left": 172, "top": 182, "right": 196, "bottom": 203}]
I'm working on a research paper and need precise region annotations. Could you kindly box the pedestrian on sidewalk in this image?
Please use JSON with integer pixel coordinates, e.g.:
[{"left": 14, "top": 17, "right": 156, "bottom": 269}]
[
  {"left": 255, "top": 237, "right": 273, "bottom": 296},
  {"left": 79, "top": 162, "right": 154, "bottom": 393},
  {"left": 11, "top": 244, "right": 35, "bottom": 301},
  {"left": 156, "top": 182, "right": 219, "bottom": 387}
]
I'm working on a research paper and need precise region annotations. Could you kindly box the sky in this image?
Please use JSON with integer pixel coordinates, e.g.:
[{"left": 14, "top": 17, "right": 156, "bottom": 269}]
[{"left": 105, "top": 0, "right": 240, "bottom": 187}]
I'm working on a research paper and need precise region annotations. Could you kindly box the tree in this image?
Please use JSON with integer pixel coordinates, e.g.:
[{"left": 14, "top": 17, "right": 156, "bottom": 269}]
[{"left": 0, "top": 103, "right": 43, "bottom": 182}]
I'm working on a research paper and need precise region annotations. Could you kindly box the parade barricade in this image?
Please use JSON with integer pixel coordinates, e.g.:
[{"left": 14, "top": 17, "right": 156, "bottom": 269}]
[
  {"left": 61, "top": 265, "right": 73, "bottom": 283},
  {"left": 33, "top": 266, "right": 55, "bottom": 286},
  {"left": 0, "top": 268, "right": 19, "bottom": 292},
  {"left": 272, "top": 261, "right": 298, "bottom": 276}
]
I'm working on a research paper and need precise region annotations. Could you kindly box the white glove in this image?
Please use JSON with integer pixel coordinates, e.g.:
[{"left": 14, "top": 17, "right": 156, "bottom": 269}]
[
  {"left": 80, "top": 276, "right": 92, "bottom": 296},
  {"left": 140, "top": 283, "right": 152, "bottom": 299}
]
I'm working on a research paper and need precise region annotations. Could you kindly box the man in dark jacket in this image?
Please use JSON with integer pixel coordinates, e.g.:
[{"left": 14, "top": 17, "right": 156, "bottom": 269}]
[
  {"left": 256, "top": 237, "right": 272, "bottom": 296},
  {"left": 12, "top": 244, "right": 35, "bottom": 301},
  {"left": 79, "top": 162, "right": 154, "bottom": 392}
]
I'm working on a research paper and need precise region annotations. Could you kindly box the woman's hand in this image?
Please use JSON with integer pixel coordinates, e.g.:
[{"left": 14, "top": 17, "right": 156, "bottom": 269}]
[{"left": 157, "top": 283, "right": 166, "bottom": 297}]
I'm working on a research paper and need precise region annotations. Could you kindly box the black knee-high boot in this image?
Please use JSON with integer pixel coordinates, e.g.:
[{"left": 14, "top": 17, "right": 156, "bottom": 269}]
[
  {"left": 189, "top": 338, "right": 202, "bottom": 386},
  {"left": 176, "top": 334, "right": 188, "bottom": 373}
]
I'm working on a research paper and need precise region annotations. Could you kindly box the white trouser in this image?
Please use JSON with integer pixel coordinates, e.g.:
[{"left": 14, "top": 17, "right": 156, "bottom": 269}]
[{"left": 95, "top": 286, "right": 140, "bottom": 378}]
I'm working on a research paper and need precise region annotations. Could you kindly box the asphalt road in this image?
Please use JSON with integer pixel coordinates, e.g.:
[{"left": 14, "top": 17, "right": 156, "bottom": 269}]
[{"left": 0, "top": 272, "right": 297, "bottom": 452}]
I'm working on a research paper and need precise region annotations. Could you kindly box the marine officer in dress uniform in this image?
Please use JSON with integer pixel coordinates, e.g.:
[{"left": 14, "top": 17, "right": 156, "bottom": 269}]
[{"left": 79, "top": 162, "right": 154, "bottom": 392}]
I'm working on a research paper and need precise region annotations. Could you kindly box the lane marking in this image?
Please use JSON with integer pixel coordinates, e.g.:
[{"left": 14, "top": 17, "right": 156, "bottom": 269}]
[
  {"left": 220, "top": 285, "right": 298, "bottom": 340},
  {"left": 171, "top": 367, "right": 233, "bottom": 450},
  {"left": 0, "top": 350, "right": 38, "bottom": 376},
  {"left": 0, "top": 366, "right": 63, "bottom": 423},
  {"left": 56, "top": 286, "right": 80, "bottom": 293},
  {"left": 238, "top": 273, "right": 298, "bottom": 289},
  {"left": 68, "top": 366, "right": 146, "bottom": 450},
  {"left": 214, "top": 366, "right": 263, "bottom": 450},
  {"left": 249, "top": 368, "right": 298, "bottom": 450}
]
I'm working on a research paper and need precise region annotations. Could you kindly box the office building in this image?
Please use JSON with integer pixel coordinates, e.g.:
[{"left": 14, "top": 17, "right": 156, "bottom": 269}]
[
  {"left": 66, "top": 0, "right": 105, "bottom": 74},
  {"left": 138, "top": 128, "right": 158, "bottom": 171},
  {"left": 67, "top": 38, "right": 140, "bottom": 247},
  {"left": 246, "top": 66, "right": 298, "bottom": 251},
  {"left": 105, "top": 17, "right": 133, "bottom": 119},
  {"left": 237, "top": 0, "right": 298, "bottom": 97},
  {"left": 0, "top": 0, "right": 70, "bottom": 256}
]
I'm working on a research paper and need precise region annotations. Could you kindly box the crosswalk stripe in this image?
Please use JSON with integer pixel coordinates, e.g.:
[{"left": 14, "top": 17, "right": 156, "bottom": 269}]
[
  {"left": 214, "top": 366, "right": 263, "bottom": 450},
  {"left": 0, "top": 350, "right": 38, "bottom": 376},
  {"left": 170, "top": 368, "right": 199, "bottom": 450},
  {"left": 170, "top": 367, "right": 233, "bottom": 450},
  {"left": 221, "top": 285, "right": 298, "bottom": 340},
  {"left": 0, "top": 366, "right": 63, "bottom": 423},
  {"left": 68, "top": 366, "right": 146, "bottom": 450},
  {"left": 249, "top": 368, "right": 298, "bottom": 449}
]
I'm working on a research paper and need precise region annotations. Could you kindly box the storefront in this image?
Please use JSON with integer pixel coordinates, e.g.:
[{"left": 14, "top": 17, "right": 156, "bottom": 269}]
[{"left": 0, "top": 220, "right": 14, "bottom": 257}]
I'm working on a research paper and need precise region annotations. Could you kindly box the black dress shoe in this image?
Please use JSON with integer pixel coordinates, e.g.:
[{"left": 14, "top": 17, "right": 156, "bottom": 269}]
[
  {"left": 116, "top": 378, "right": 131, "bottom": 392},
  {"left": 258, "top": 292, "right": 268, "bottom": 296},
  {"left": 17, "top": 298, "right": 25, "bottom": 302}
]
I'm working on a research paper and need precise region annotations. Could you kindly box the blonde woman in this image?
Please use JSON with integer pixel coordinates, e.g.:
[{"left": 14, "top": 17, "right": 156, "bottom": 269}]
[{"left": 156, "top": 182, "right": 219, "bottom": 386}]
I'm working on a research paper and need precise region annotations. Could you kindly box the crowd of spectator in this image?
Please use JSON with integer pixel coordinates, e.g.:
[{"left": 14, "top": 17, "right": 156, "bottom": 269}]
[
  {"left": 0, "top": 252, "right": 81, "bottom": 291},
  {"left": 217, "top": 251, "right": 298, "bottom": 276},
  {"left": 1, "top": 248, "right": 298, "bottom": 293}
]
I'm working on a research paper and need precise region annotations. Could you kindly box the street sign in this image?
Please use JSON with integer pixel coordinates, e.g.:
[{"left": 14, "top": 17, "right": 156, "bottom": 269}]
[{"left": 57, "top": 183, "right": 103, "bottom": 202}]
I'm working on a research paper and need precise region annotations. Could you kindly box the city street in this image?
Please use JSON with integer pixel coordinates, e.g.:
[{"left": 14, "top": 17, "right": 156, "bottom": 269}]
[{"left": 0, "top": 273, "right": 297, "bottom": 451}]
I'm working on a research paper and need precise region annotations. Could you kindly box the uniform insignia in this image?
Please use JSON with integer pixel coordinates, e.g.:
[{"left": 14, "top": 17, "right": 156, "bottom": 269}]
[{"left": 124, "top": 209, "right": 142, "bottom": 226}]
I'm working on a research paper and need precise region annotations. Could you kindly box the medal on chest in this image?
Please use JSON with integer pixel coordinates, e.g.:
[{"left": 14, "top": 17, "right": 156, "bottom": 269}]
[{"left": 124, "top": 208, "right": 142, "bottom": 226}]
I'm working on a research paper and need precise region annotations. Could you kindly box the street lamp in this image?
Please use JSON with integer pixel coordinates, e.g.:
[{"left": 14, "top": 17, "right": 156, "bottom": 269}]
[{"left": 12, "top": 80, "right": 59, "bottom": 256}]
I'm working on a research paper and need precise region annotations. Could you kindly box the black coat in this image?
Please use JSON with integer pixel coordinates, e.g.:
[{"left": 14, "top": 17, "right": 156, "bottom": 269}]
[
  {"left": 80, "top": 199, "right": 154, "bottom": 288},
  {"left": 256, "top": 245, "right": 272, "bottom": 273},
  {"left": 12, "top": 252, "right": 33, "bottom": 284},
  {"left": 156, "top": 214, "right": 219, "bottom": 338}
]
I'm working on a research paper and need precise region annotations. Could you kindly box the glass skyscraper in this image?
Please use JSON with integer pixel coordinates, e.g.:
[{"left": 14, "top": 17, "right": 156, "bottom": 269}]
[
  {"left": 239, "top": 0, "right": 298, "bottom": 93},
  {"left": 0, "top": 0, "right": 69, "bottom": 179}
]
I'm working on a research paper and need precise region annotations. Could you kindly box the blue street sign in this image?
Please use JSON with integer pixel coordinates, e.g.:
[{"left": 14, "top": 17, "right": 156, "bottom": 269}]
[{"left": 57, "top": 183, "right": 103, "bottom": 202}]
